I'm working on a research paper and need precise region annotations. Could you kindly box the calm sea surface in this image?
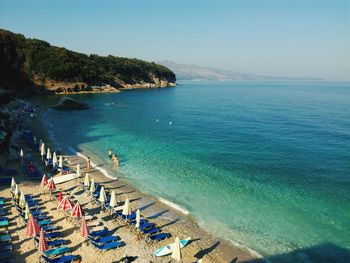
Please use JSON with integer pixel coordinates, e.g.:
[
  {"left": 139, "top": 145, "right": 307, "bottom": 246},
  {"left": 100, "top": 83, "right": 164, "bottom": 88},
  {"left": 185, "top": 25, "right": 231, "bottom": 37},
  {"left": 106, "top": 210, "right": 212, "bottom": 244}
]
[{"left": 36, "top": 81, "right": 350, "bottom": 262}]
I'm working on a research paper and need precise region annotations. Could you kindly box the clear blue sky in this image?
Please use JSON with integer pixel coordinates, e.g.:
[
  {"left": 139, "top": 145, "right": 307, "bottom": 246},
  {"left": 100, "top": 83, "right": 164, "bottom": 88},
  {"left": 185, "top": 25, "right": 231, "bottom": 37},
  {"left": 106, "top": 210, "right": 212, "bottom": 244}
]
[{"left": 0, "top": 0, "right": 349, "bottom": 80}]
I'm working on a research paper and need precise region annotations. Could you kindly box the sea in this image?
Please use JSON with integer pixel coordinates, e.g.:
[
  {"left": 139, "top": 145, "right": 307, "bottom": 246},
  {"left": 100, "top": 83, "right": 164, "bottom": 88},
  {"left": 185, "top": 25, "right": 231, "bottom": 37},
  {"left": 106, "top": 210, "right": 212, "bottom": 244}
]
[{"left": 34, "top": 81, "right": 350, "bottom": 262}]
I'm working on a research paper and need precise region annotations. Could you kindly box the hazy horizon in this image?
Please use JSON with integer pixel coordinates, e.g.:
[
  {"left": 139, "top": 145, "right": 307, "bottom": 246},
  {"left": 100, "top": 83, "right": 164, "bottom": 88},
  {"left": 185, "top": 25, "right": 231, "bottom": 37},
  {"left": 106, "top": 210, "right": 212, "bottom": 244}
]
[{"left": 0, "top": 0, "right": 349, "bottom": 81}]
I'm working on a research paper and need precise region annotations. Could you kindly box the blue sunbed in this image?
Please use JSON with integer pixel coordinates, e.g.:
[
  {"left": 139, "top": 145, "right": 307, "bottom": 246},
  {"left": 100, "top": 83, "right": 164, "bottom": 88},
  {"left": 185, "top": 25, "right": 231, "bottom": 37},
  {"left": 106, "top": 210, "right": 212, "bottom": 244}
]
[
  {"left": 89, "top": 228, "right": 109, "bottom": 237},
  {"left": 43, "top": 246, "right": 70, "bottom": 257},
  {"left": 147, "top": 232, "right": 171, "bottom": 242},
  {"left": 90, "top": 240, "right": 123, "bottom": 250},
  {"left": 88, "top": 235, "right": 119, "bottom": 244},
  {"left": 42, "top": 255, "right": 79, "bottom": 263}
]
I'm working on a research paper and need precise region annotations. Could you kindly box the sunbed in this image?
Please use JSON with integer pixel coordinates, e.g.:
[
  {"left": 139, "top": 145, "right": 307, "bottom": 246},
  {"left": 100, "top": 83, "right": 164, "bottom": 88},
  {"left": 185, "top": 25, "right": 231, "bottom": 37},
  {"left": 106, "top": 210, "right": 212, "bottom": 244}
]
[
  {"left": 138, "top": 222, "right": 156, "bottom": 232},
  {"left": 88, "top": 235, "right": 120, "bottom": 244},
  {"left": 45, "top": 231, "right": 63, "bottom": 239},
  {"left": 146, "top": 232, "right": 171, "bottom": 242},
  {"left": 43, "top": 246, "right": 70, "bottom": 257},
  {"left": 141, "top": 227, "right": 160, "bottom": 236},
  {"left": 0, "top": 235, "right": 11, "bottom": 242},
  {"left": 89, "top": 228, "right": 109, "bottom": 237},
  {"left": 0, "top": 218, "right": 9, "bottom": 227},
  {"left": 42, "top": 255, "right": 80, "bottom": 263},
  {"left": 42, "top": 225, "right": 58, "bottom": 232},
  {"left": 0, "top": 251, "right": 11, "bottom": 260},
  {"left": 38, "top": 219, "right": 52, "bottom": 226},
  {"left": 90, "top": 240, "right": 123, "bottom": 251},
  {"left": 47, "top": 239, "right": 67, "bottom": 248},
  {"left": 0, "top": 242, "right": 12, "bottom": 251}
]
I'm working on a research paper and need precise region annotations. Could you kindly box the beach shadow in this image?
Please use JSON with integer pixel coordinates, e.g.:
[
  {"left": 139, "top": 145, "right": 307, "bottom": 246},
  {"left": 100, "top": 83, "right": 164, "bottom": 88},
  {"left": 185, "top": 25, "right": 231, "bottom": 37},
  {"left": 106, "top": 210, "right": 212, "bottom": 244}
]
[
  {"left": 159, "top": 218, "right": 180, "bottom": 229},
  {"left": 62, "top": 227, "right": 76, "bottom": 237},
  {"left": 138, "top": 202, "right": 156, "bottom": 211},
  {"left": 112, "top": 255, "right": 138, "bottom": 263},
  {"left": 70, "top": 241, "right": 84, "bottom": 253},
  {"left": 229, "top": 257, "right": 238, "bottom": 263},
  {"left": 194, "top": 241, "right": 220, "bottom": 259},
  {"left": 147, "top": 209, "right": 169, "bottom": 219},
  {"left": 21, "top": 248, "right": 37, "bottom": 258},
  {"left": 51, "top": 217, "right": 65, "bottom": 225},
  {"left": 119, "top": 190, "right": 136, "bottom": 196}
]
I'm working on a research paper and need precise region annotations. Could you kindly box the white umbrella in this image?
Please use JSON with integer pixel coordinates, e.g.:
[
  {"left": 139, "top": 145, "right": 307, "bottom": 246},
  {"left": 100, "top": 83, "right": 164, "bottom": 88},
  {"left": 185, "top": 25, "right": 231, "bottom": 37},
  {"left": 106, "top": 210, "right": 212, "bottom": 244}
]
[
  {"left": 135, "top": 209, "right": 141, "bottom": 228},
  {"left": 84, "top": 173, "right": 90, "bottom": 188},
  {"left": 76, "top": 164, "right": 81, "bottom": 177},
  {"left": 59, "top": 156, "right": 63, "bottom": 170},
  {"left": 41, "top": 143, "right": 45, "bottom": 161},
  {"left": 52, "top": 152, "right": 57, "bottom": 166},
  {"left": 11, "top": 177, "right": 16, "bottom": 191},
  {"left": 14, "top": 184, "right": 19, "bottom": 199},
  {"left": 20, "top": 149, "right": 24, "bottom": 163},
  {"left": 19, "top": 191, "right": 26, "bottom": 209},
  {"left": 24, "top": 202, "right": 30, "bottom": 220},
  {"left": 109, "top": 190, "right": 117, "bottom": 207},
  {"left": 90, "top": 178, "right": 95, "bottom": 193},
  {"left": 46, "top": 148, "right": 51, "bottom": 160},
  {"left": 99, "top": 186, "right": 106, "bottom": 203},
  {"left": 171, "top": 237, "right": 182, "bottom": 262},
  {"left": 122, "top": 198, "right": 131, "bottom": 216}
]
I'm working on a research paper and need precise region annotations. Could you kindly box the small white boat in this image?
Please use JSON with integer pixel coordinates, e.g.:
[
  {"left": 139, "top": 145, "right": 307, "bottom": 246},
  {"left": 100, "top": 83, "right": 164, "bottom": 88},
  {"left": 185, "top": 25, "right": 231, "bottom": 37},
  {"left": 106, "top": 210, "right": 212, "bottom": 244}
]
[{"left": 153, "top": 237, "right": 191, "bottom": 257}]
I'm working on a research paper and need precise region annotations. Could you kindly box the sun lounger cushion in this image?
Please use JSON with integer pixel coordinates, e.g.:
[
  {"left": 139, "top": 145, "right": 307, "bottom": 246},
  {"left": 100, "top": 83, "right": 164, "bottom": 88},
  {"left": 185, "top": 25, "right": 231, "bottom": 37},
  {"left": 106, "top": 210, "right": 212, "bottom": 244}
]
[{"left": 44, "top": 246, "right": 70, "bottom": 257}]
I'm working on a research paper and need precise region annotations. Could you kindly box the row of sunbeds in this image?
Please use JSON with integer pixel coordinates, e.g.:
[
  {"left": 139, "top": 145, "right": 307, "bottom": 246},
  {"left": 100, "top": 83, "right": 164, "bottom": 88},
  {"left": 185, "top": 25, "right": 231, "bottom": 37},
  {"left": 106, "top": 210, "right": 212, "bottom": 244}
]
[
  {"left": 0, "top": 197, "right": 13, "bottom": 261},
  {"left": 89, "top": 183, "right": 171, "bottom": 243}
]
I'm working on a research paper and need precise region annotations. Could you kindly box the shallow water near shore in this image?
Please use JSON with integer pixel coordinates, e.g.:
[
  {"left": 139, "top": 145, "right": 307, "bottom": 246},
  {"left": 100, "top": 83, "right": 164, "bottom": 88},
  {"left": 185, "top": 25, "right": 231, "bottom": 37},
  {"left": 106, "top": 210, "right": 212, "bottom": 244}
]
[{"left": 34, "top": 81, "right": 350, "bottom": 262}]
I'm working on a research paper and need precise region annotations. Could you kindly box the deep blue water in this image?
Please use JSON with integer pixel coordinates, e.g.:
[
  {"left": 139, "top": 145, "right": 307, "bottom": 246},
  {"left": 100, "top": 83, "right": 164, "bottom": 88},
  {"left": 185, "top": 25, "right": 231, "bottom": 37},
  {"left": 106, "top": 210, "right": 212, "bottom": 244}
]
[{"left": 37, "top": 81, "right": 350, "bottom": 262}]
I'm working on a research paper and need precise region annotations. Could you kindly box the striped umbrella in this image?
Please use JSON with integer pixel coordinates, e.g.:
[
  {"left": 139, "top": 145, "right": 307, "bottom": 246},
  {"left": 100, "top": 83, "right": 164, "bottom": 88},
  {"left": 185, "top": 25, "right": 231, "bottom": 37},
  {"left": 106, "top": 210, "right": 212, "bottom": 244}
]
[
  {"left": 122, "top": 198, "right": 131, "bottom": 216},
  {"left": 171, "top": 237, "right": 182, "bottom": 262},
  {"left": 38, "top": 229, "right": 48, "bottom": 252},
  {"left": 11, "top": 177, "right": 16, "bottom": 192},
  {"left": 57, "top": 196, "right": 74, "bottom": 211},
  {"left": 52, "top": 152, "right": 57, "bottom": 166},
  {"left": 24, "top": 202, "right": 30, "bottom": 220},
  {"left": 41, "top": 174, "right": 48, "bottom": 187},
  {"left": 109, "top": 190, "right": 117, "bottom": 208},
  {"left": 58, "top": 191, "right": 63, "bottom": 202},
  {"left": 26, "top": 214, "right": 40, "bottom": 237},
  {"left": 90, "top": 178, "right": 95, "bottom": 193},
  {"left": 80, "top": 217, "right": 89, "bottom": 238},
  {"left": 46, "top": 148, "right": 51, "bottom": 161},
  {"left": 40, "top": 143, "right": 45, "bottom": 161},
  {"left": 46, "top": 178, "right": 56, "bottom": 192},
  {"left": 99, "top": 186, "right": 106, "bottom": 204},
  {"left": 84, "top": 173, "right": 90, "bottom": 188},
  {"left": 76, "top": 164, "right": 81, "bottom": 177},
  {"left": 71, "top": 202, "right": 84, "bottom": 218},
  {"left": 135, "top": 209, "right": 141, "bottom": 228}
]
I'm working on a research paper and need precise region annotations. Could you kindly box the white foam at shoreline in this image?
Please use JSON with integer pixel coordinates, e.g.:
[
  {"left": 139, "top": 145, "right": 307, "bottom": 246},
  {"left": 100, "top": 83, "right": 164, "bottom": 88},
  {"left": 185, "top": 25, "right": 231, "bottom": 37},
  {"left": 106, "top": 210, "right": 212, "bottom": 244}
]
[
  {"left": 158, "top": 197, "right": 190, "bottom": 215},
  {"left": 68, "top": 147, "right": 117, "bottom": 181}
]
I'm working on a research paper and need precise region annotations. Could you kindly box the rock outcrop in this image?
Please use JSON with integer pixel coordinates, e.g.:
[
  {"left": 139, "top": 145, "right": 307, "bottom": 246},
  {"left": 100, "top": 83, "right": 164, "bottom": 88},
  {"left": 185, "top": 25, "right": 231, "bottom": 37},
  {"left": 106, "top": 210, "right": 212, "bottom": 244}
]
[{"left": 52, "top": 97, "right": 89, "bottom": 110}]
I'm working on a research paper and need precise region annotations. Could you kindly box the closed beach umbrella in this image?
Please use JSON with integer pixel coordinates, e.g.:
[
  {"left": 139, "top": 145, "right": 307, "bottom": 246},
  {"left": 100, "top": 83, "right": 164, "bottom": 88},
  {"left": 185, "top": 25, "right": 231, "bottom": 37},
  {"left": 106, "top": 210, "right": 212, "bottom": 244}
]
[
  {"left": 41, "top": 174, "right": 48, "bottom": 187},
  {"left": 20, "top": 149, "right": 24, "bottom": 164},
  {"left": 80, "top": 217, "right": 89, "bottom": 238},
  {"left": 26, "top": 215, "right": 40, "bottom": 237},
  {"left": 38, "top": 229, "right": 48, "bottom": 252},
  {"left": 99, "top": 186, "right": 106, "bottom": 204},
  {"left": 46, "top": 148, "right": 51, "bottom": 161},
  {"left": 19, "top": 191, "right": 26, "bottom": 209},
  {"left": 109, "top": 190, "right": 117, "bottom": 207},
  {"left": 171, "top": 237, "right": 182, "bottom": 262},
  {"left": 135, "top": 209, "right": 141, "bottom": 228},
  {"left": 14, "top": 184, "right": 19, "bottom": 201},
  {"left": 52, "top": 152, "right": 57, "bottom": 166},
  {"left": 84, "top": 173, "right": 90, "bottom": 188},
  {"left": 11, "top": 177, "right": 16, "bottom": 192},
  {"left": 40, "top": 143, "right": 45, "bottom": 160},
  {"left": 122, "top": 198, "right": 131, "bottom": 216},
  {"left": 90, "top": 178, "right": 95, "bottom": 193},
  {"left": 58, "top": 191, "right": 63, "bottom": 202},
  {"left": 59, "top": 156, "right": 63, "bottom": 170},
  {"left": 46, "top": 177, "right": 56, "bottom": 192},
  {"left": 76, "top": 164, "right": 81, "bottom": 177},
  {"left": 24, "top": 202, "right": 30, "bottom": 220},
  {"left": 71, "top": 202, "right": 84, "bottom": 218},
  {"left": 57, "top": 196, "right": 74, "bottom": 211}
]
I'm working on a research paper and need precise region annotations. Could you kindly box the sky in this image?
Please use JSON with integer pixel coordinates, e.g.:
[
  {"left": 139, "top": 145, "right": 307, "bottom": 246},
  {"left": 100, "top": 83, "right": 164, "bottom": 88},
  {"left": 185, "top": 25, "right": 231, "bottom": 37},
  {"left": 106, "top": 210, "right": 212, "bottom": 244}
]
[{"left": 0, "top": 0, "right": 349, "bottom": 80}]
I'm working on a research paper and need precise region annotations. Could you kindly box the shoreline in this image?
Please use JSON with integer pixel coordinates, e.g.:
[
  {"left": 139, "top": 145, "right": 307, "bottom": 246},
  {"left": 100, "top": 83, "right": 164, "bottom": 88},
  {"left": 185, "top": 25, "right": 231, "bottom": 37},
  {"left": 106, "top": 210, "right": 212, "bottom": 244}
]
[{"left": 30, "top": 99, "right": 264, "bottom": 262}]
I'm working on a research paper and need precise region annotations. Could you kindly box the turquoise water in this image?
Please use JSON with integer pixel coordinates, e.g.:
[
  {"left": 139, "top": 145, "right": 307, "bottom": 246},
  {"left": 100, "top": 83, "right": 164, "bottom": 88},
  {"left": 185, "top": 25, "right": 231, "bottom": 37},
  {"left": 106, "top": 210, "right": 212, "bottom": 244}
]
[{"left": 37, "top": 82, "right": 350, "bottom": 262}]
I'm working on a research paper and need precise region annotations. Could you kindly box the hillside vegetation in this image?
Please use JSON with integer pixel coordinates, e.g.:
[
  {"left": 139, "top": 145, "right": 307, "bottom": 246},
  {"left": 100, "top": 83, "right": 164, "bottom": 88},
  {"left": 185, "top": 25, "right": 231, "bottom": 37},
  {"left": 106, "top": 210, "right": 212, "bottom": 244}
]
[{"left": 0, "top": 29, "right": 176, "bottom": 94}]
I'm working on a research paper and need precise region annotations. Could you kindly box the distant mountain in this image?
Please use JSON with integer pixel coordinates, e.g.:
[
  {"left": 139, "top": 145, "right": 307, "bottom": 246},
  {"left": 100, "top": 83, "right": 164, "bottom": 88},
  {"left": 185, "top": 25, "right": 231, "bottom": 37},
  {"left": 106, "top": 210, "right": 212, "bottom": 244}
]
[{"left": 158, "top": 60, "right": 321, "bottom": 81}]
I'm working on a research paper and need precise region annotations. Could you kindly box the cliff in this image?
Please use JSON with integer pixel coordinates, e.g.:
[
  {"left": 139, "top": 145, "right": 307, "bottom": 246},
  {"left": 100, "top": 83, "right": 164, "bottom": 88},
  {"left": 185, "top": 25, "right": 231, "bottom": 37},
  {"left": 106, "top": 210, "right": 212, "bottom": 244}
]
[{"left": 0, "top": 29, "right": 176, "bottom": 95}]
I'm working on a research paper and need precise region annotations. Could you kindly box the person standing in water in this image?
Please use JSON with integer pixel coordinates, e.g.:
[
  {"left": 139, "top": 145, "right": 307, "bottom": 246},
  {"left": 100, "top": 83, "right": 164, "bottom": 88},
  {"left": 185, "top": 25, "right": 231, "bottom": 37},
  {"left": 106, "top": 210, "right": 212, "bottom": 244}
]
[
  {"left": 87, "top": 156, "right": 91, "bottom": 170},
  {"left": 108, "top": 149, "right": 113, "bottom": 159}
]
